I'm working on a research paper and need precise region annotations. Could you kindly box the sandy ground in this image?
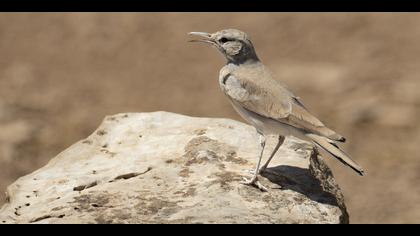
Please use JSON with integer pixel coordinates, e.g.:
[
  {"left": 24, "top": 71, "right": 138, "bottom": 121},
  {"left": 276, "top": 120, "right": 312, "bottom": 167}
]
[{"left": 0, "top": 13, "right": 419, "bottom": 223}]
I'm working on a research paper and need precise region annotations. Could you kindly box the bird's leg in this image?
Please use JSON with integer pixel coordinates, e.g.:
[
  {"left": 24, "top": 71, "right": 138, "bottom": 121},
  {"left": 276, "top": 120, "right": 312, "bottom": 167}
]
[
  {"left": 259, "top": 135, "right": 285, "bottom": 174},
  {"left": 241, "top": 133, "right": 268, "bottom": 191}
]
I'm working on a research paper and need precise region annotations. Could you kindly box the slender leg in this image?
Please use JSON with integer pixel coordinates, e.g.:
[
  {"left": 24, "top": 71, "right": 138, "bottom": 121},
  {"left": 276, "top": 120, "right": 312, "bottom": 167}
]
[
  {"left": 259, "top": 135, "right": 285, "bottom": 174},
  {"left": 241, "top": 133, "right": 268, "bottom": 191},
  {"left": 250, "top": 134, "right": 266, "bottom": 182}
]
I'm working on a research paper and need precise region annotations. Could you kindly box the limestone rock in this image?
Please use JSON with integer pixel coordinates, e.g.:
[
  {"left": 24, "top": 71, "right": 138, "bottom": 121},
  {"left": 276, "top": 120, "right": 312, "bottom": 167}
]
[{"left": 0, "top": 112, "right": 348, "bottom": 224}]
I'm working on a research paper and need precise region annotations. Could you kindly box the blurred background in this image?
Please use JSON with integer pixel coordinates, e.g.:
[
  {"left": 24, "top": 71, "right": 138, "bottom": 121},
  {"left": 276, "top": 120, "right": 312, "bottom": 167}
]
[{"left": 0, "top": 13, "right": 419, "bottom": 223}]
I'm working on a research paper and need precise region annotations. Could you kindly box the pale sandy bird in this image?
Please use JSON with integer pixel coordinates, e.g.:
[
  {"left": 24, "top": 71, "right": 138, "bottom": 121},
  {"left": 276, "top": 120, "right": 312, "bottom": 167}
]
[{"left": 189, "top": 29, "right": 364, "bottom": 191}]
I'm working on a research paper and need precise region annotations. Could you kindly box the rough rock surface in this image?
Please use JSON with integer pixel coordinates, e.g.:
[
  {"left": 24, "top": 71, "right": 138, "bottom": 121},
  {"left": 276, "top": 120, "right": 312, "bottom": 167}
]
[{"left": 0, "top": 112, "right": 348, "bottom": 224}]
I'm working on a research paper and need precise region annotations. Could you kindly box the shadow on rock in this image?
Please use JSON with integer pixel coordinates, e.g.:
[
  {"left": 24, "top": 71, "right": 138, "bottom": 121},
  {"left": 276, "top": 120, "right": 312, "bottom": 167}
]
[{"left": 262, "top": 165, "right": 340, "bottom": 208}]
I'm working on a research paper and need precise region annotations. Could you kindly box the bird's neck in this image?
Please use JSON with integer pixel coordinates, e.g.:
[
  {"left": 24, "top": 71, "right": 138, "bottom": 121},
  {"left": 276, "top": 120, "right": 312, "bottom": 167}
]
[
  {"left": 227, "top": 56, "right": 260, "bottom": 66},
  {"left": 226, "top": 47, "right": 260, "bottom": 65}
]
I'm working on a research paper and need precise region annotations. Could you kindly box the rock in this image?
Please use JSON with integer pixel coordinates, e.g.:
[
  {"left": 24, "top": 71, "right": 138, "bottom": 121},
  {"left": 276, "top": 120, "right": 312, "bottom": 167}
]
[{"left": 0, "top": 112, "right": 348, "bottom": 224}]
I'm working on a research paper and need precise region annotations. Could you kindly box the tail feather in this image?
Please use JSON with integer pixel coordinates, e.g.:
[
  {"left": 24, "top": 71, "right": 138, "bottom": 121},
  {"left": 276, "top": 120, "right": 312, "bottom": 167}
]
[
  {"left": 318, "top": 126, "right": 346, "bottom": 143},
  {"left": 306, "top": 133, "right": 364, "bottom": 176}
]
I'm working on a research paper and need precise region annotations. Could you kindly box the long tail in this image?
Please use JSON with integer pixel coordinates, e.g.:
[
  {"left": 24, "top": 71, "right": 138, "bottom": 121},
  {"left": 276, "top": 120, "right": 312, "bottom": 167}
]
[{"left": 306, "top": 133, "right": 365, "bottom": 176}]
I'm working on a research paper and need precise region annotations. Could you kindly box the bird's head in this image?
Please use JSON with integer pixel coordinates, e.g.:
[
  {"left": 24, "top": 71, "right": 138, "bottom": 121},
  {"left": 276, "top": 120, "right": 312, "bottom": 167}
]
[{"left": 189, "top": 29, "right": 259, "bottom": 65}]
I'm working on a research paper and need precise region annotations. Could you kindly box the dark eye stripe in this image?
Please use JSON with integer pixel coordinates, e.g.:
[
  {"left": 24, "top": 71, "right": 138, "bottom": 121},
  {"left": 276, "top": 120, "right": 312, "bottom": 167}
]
[{"left": 219, "top": 37, "right": 229, "bottom": 43}]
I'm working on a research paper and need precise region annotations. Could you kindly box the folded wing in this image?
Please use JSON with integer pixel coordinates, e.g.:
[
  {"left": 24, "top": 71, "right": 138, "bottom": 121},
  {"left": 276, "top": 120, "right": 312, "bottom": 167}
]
[{"left": 221, "top": 71, "right": 345, "bottom": 142}]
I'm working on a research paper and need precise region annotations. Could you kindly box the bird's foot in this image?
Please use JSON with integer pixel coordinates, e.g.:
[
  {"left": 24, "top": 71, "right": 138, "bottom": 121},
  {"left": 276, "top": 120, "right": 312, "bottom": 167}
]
[{"left": 240, "top": 176, "right": 268, "bottom": 192}]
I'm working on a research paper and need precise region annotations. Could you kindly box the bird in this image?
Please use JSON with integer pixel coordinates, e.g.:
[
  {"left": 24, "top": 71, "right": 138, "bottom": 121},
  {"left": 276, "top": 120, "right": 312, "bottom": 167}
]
[{"left": 188, "top": 29, "right": 364, "bottom": 191}]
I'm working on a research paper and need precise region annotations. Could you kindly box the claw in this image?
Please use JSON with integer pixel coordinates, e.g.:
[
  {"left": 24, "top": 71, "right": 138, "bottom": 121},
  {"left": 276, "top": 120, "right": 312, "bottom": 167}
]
[{"left": 240, "top": 177, "right": 268, "bottom": 192}]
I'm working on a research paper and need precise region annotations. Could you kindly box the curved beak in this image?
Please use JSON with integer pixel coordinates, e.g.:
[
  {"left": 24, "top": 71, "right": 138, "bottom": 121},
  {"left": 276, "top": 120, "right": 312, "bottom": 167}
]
[{"left": 188, "top": 32, "right": 215, "bottom": 45}]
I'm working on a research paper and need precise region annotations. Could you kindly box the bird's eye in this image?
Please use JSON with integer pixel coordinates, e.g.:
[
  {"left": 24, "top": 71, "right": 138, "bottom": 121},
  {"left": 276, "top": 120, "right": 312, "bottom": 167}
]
[{"left": 219, "top": 37, "right": 229, "bottom": 43}]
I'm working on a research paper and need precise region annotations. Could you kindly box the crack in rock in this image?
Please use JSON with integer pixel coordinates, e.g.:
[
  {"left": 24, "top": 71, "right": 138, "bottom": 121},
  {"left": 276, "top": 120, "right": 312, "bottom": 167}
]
[
  {"left": 30, "top": 214, "right": 65, "bottom": 223},
  {"left": 73, "top": 181, "right": 98, "bottom": 192},
  {"left": 110, "top": 167, "right": 152, "bottom": 182}
]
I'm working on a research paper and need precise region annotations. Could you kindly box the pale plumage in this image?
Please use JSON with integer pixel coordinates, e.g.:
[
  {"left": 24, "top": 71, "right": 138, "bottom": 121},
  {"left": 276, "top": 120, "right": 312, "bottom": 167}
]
[{"left": 189, "top": 29, "right": 364, "bottom": 191}]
